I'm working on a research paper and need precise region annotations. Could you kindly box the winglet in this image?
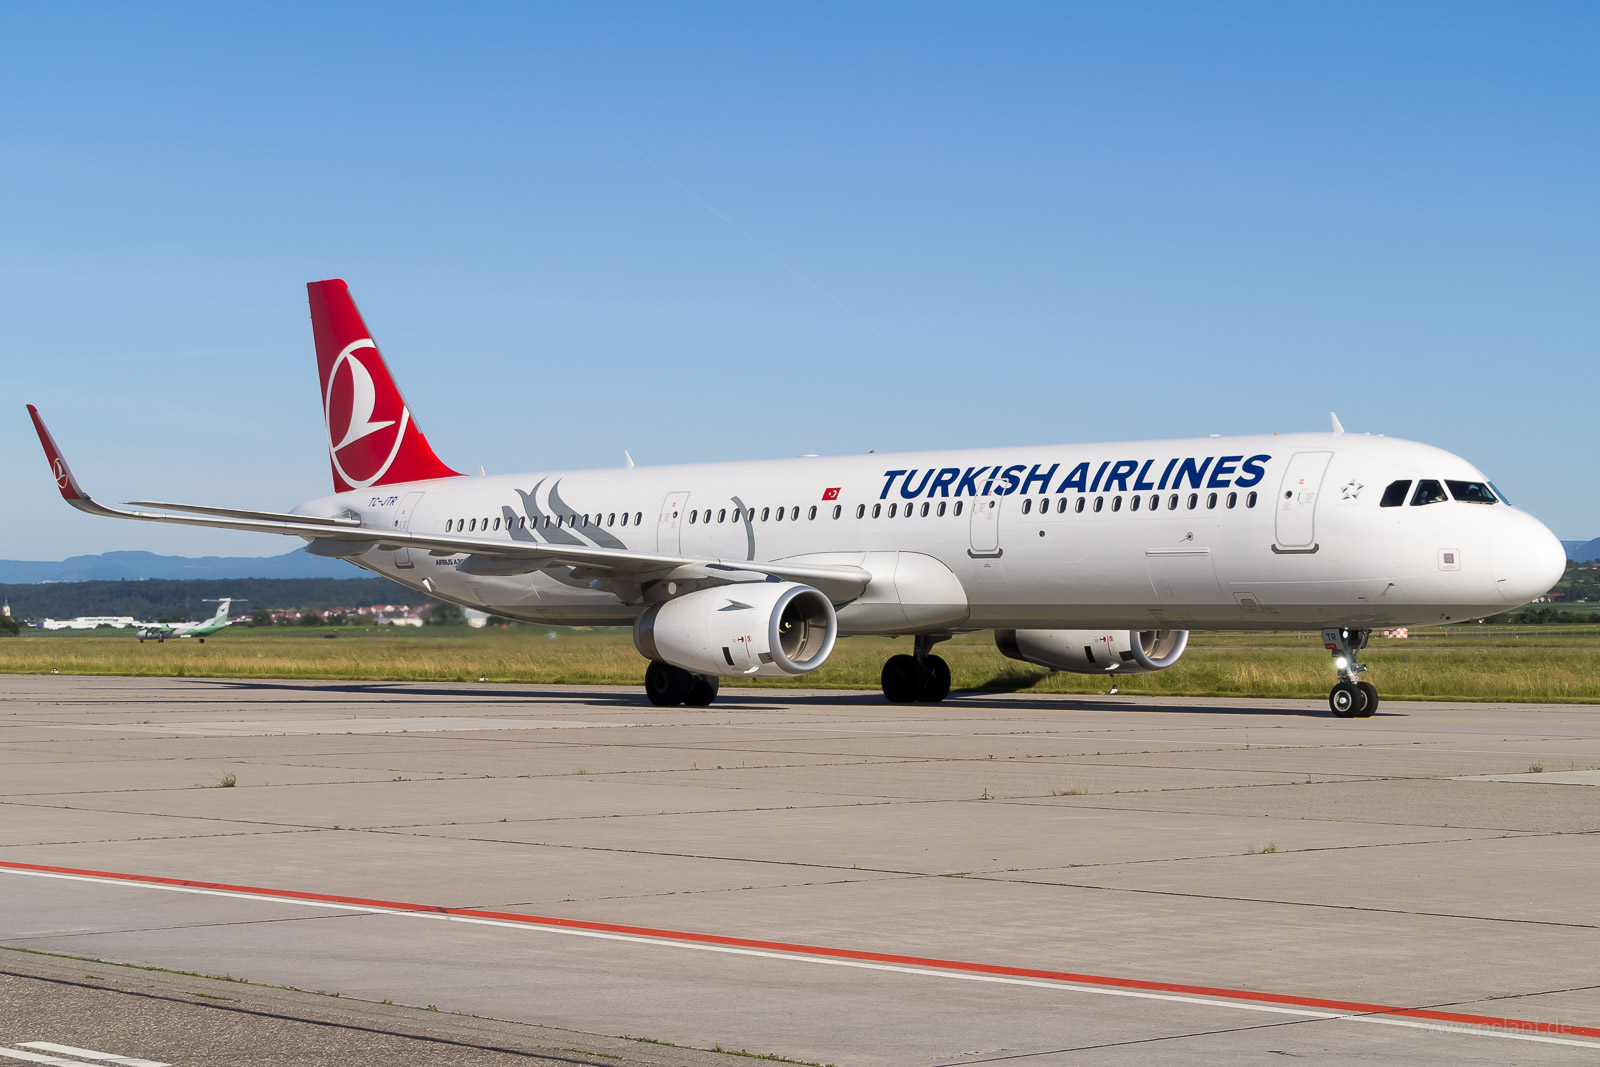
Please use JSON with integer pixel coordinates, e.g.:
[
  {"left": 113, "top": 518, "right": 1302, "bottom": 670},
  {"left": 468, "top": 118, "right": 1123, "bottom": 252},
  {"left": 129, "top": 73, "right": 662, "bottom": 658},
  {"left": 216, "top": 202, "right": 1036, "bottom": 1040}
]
[
  {"left": 1330, "top": 412, "right": 1345, "bottom": 436},
  {"left": 26, "top": 405, "right": 94, "bottom": 505}
]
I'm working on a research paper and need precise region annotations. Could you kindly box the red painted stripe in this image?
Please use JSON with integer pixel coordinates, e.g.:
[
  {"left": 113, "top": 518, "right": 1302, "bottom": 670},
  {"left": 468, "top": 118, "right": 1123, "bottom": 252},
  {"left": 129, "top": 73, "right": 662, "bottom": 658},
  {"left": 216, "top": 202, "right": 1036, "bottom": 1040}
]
[{"left": 3, "top": 858, "right": 1594, "bottom": 1040}]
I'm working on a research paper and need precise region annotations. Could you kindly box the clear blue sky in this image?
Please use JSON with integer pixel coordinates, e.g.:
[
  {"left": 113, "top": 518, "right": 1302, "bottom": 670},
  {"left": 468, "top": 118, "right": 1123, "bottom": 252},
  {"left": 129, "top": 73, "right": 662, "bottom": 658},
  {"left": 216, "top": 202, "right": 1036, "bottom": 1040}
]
[{"left": 3, "top": 2, "right": 1595, "bottom": 560}]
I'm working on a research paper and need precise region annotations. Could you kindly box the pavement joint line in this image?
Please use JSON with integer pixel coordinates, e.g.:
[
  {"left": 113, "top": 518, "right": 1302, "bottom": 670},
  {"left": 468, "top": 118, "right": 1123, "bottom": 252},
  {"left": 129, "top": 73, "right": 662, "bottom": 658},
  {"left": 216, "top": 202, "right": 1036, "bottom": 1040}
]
[
  {"left": 0, "top": 963, "right": 626, "bottom": 1066},
  {"left": 2, "top": 859, "right": 1598, "bottom": 1050}
]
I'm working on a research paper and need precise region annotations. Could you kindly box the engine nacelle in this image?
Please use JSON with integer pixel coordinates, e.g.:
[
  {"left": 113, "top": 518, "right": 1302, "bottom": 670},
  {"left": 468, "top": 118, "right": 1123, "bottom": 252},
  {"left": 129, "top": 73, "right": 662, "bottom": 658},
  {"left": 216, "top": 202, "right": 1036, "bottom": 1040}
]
[
  {"left": 995, "top": 628, "right": 1188, "bottom": 675},
  {"left": 634, "top": 582, "right": 837, "bottom": 679}
]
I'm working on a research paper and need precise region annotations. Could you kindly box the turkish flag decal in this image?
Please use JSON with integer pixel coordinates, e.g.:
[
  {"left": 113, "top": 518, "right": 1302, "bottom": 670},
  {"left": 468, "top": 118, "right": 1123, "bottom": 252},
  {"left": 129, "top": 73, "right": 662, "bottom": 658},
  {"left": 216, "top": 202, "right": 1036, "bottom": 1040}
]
[{"left": 821, "top": 487, "right": 840, "bottom": 501}]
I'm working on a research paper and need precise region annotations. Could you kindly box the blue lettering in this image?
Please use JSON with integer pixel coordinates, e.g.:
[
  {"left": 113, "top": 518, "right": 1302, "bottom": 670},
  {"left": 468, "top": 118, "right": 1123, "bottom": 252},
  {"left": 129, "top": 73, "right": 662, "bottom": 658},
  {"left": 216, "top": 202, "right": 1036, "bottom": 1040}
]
[
  {"left": 1207, "top": 455, "right": 1242, "bottom": 489},
  {"left": 1133, "top": 459, "right": 1156, "bottom": 491},
  {"left": 1157, "top": 457, "right": 1179, "bottom": 491},
  {"left": 1175, "top": 456, "right": 1213, "bottom": 490},
  {"left": 901, "top": 469, "right": 934, "bottom": 498},
  {"left": 982, "top": 468, "right": 1000, "bottom": 495},
  {"left": 1235, "top": 454, "right": 1271, "bottom": 488},
  {"left": 879, "top": 470, "right": 908, "bottom": 499},
  {"left": 929, "top": 467, "right": 960, "bottom": 497},
  {"left": 1056, "top": 462, "right": 1090, "bottom": 493},
  {"left": 1104, "top": 459, "right": 1138, "bottom": 492},
  {"left": 955, "top": 466, "right": 989, "bottom": 497},
  {"left": 995, "top": 464, "right": 1026, "bottom": 496},
  {"left": 1021, "top": 463, "right": 1058, "bottom": 495},
  {"left": 1088, "top": 461, "right": 1111, "bottom": 493}
]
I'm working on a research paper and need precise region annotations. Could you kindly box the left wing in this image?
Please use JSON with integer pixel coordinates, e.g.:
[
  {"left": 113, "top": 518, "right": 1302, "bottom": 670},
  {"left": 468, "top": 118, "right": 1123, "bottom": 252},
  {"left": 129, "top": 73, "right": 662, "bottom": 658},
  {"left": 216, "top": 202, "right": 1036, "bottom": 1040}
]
[{"left": 28, "top": 406, "right": 872, "bottom": 603}]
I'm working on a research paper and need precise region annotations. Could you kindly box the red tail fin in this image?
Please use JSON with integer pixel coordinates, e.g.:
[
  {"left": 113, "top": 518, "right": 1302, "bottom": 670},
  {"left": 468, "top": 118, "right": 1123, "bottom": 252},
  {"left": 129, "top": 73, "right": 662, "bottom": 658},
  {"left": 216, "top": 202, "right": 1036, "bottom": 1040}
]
[{"left": 307, "top": 279, "right": 461, "bottom": 492}]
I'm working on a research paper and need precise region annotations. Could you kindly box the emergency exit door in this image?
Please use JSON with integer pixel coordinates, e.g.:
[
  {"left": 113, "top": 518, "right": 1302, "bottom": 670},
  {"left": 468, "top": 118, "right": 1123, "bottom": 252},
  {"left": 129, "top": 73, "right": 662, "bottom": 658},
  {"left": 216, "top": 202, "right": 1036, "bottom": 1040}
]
[{"left": 1274, "top": 452, "right": 1332, "bottom": 550}]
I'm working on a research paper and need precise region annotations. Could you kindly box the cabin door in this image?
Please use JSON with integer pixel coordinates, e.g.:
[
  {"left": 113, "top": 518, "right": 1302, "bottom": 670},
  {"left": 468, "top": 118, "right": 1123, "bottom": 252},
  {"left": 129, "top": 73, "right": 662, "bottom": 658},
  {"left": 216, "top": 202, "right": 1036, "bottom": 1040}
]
[{"left": 1274, "top": 452, "right": 1332, "bottom": 550}]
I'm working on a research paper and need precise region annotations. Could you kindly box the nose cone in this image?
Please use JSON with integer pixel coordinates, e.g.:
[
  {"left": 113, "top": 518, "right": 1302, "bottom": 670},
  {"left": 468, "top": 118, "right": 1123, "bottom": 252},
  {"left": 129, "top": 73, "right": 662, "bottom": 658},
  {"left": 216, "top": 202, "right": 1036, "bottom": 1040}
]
[{"left": 1492, "top": 511, "right": 1567, "bottom": 605}]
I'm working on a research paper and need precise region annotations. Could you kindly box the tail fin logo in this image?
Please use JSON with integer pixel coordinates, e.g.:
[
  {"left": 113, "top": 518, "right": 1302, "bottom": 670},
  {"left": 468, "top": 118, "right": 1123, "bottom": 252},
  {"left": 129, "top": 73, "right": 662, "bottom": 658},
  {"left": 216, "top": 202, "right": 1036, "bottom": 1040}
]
[
  {"left": 53, "top": 458, "right": 69, "bottom": 489},
  {"left": 324, "top": 339, "right": 411, "bottom": 489}
]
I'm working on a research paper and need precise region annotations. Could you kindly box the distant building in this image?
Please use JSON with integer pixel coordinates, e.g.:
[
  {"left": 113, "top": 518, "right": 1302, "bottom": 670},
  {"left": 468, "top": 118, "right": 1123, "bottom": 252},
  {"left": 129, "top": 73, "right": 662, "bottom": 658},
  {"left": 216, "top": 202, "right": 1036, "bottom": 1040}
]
[{"left": 40, "top": 616, "right": 142, "bottom": 630}]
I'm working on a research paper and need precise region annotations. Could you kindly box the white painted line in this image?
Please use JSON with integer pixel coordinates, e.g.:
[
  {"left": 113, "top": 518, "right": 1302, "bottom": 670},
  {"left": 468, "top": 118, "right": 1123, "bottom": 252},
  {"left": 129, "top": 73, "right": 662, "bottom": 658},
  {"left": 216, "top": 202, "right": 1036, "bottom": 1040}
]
[
  {"left": 6, "top": 867, "right": 1598, "bottom": 1051},
  {"left": 0, "top": 1050, "right": 88, "bottom": 1066},
  {"left": 1449, "top": 770, "right": 1600, "bottom": 786},
  {"left": 17, "top": 1044, "right": 169, "bottom": 1067}
]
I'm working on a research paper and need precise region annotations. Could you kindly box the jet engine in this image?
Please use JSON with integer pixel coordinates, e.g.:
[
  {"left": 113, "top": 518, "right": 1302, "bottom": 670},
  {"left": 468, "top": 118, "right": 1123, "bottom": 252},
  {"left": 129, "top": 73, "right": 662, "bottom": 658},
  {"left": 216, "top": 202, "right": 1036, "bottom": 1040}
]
[
  {"left": 634, "top": 582, "right": 837, "bottom": 679},
  {"left": 994, "top": 628, "right": 1188, "bottom": 675}
]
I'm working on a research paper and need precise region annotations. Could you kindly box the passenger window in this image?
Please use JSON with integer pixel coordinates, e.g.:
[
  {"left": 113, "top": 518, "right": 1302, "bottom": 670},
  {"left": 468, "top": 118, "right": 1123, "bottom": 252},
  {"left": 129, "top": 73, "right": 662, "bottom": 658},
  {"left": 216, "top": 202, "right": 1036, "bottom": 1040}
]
[
  {"left": 761, "top": 507, "right": 770, "bottom": 521},
  {"left": 1021, "top": 499, "right": 1033, "bottom": 515},
  {"left": 1380, "top": 480, "right": 1411, "bottom": 508},
  {"left": 872, "top": 504, "right": 882, "bottom": 518},
  {"left": 1057, "top": 498, "right": 1068, "bottom": 514},
  {"left": 1206, "top": 493, "right": 1217, "bottom": 509},
  {"left": 920, "top": 502, "right": 929, "bottom": 517},
  {"left": 1225, "top": 492, "right": 1235, "bottom": 509},
  {"left": 936, "top": 502, "right": 946, "bottom": 517},
  {"left": 1093, "top": 496, "right": 1104, "bottom": 513},
  {"left": 717, "top": 509, "right": 726, "bottom": 523},
  {"left": 832, "top": 505, "right": 842, "bottom": 519},
  {"left": 1447, "top": 480, "right": 1497, "bottom": 504},
  {"left": 1075, "top": 497, "right": 1085, "bottom": 513},
  {"left": 446, "top": 519, "right": 453, "bottom": 532},
  {"left": 1130, "top": 495, "right": 1141, "bottom": 512},
  {"left": 1168, "top": 493, "right": 1179, "bottom": 510},
  {"left": 468, "top": 518, "right": 477, "bottom": 532},
  {"left": 1246, "top": 491, "right": 1257, "bottom": 508},
  {"left": 688, "top": 510, "right": 697, "bottom": 524},
  {"left": 954, "top": 501, "right": 964, "bottom": 516},
  {"left": 791, "top": 507, "right": 799, "bottom": 521},
  {"left": 1111, "top": 496, "right": 1122, "bottom": 512},
  {"left": 775, "top": 507, "right": 784, "bottom": 522},
  {"left": 1187, "top": 493, "right": 1198, "bottom": 510},
  {"left": 856, "top": 504, "right": 866, "bottom": 518},
  {"left": 1411, "top": 480, "right": 1448, "bottom": 506},
  {"left": 809, "top": 506, "right": 817, "bottom": 520},
  {"left": 636, "top": 512, "right": 643, "bottom": 525},
  {"left": 905, "top": 505, "right": 913, "bottom": 519},
  {"left": 1039, "top": 498, "right": 1049, "bottom": 513}
]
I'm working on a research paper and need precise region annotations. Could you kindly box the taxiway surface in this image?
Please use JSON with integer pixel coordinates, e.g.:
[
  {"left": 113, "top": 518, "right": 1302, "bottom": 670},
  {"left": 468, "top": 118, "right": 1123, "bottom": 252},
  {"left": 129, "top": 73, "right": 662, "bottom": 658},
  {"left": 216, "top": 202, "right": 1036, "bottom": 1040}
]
[{"left": 3, "top": 676, "right": 1599, "bottom": 1065}]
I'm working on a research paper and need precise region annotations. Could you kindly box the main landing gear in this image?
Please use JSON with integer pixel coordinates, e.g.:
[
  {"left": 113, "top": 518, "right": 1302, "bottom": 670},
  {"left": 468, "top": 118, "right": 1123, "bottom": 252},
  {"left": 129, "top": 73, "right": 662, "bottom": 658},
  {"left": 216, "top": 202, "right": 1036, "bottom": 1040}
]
[
  {"left": 644, "top": 661, "right": 720, "bottom": 707},
  {"left": 1323, "top": 627, "right": 1378, "bottom": 718},
  {"left": 881, "top": 634, "right": 952, "bottom": 704}
]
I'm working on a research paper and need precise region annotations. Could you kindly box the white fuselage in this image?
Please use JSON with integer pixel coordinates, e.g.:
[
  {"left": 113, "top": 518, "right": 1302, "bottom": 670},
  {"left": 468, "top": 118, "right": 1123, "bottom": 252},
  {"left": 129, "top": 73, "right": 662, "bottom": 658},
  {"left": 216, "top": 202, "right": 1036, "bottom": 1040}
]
[{"left": 297, "top": 431, "right": 1564, "bottom": 634}]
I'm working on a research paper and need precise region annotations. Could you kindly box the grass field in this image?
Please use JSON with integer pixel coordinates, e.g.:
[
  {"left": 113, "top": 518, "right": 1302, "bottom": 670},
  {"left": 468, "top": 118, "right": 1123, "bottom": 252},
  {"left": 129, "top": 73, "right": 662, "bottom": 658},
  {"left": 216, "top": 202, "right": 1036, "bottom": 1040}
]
[{"left": 3, "top": 624, "right": 1597, "bottom": 703}]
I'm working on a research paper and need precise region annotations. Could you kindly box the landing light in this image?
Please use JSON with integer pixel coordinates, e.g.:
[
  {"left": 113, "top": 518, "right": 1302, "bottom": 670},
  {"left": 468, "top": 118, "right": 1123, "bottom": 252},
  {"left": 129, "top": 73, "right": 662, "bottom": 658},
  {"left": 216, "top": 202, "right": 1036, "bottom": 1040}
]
[{"left": 1335, "top": 657, "right": 1349, "bottom": 670}]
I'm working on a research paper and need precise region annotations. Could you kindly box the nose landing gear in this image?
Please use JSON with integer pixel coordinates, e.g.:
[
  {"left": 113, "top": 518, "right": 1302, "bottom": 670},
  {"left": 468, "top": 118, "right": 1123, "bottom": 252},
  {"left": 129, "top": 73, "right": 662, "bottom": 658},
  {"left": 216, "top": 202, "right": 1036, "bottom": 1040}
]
[
  {"left": 881, "top": 634, "right": 952, "bottom": 704},
  {"left": 1323, "top": 627, "right": 1378, "bottom": 718}
]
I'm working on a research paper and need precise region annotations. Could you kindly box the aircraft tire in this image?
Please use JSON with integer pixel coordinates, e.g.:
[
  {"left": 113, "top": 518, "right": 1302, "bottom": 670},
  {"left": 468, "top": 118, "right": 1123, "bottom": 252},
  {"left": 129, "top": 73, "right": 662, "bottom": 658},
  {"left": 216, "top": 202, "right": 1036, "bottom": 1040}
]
[
  {"left": 1329, "top": 681, "right": 1365, "bottom": 718},
  {"left": 683, "top": 674, "right": 720, "bottom": 707},
  {"left": 645, "top": 661, "right": 692, "bottom": 707},
  {"left": 198, "top": 638, "right": 205, "bottom": 644},
  {"left": 1356, "top": 682, "right": 1379, "bottom": 717},
  {"left": 881, "top": 654, "right": 922, "bottom": 703},
  {"left": 917, "top": 655, "right": 951, "bottom": 703}
]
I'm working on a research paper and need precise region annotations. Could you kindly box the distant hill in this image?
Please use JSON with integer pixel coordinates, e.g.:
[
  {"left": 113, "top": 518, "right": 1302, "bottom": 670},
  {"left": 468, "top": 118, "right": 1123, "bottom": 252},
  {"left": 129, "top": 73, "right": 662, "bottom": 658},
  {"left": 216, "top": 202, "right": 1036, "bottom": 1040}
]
[
  {"left": 0, "top": 549, "right": 361, "bottom": 584},
  {"left": 1563, "top": 539, "right": 1600, "bottom": 563}
]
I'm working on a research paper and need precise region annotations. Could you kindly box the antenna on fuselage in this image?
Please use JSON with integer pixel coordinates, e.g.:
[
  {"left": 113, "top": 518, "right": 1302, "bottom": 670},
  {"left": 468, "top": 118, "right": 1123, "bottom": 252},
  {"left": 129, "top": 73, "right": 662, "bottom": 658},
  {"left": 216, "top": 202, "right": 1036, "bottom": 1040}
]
[
  {"left": 624, "top": 451, "right": 635, "bottom": 469},
  {"left": 1330, "top": 412, "right": 1346, "bottom": 436}
]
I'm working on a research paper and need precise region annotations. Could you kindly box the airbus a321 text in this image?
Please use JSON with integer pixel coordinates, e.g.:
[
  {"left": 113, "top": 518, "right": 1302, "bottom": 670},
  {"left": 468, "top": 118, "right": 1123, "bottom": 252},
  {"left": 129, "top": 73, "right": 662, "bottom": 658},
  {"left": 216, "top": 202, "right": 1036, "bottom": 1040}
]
[
  {"left": 136, "top": 598, "right": 240, "bottom": 644},
  {"left": 28, "top": 280, "right": 1566, "bottom": 716}
]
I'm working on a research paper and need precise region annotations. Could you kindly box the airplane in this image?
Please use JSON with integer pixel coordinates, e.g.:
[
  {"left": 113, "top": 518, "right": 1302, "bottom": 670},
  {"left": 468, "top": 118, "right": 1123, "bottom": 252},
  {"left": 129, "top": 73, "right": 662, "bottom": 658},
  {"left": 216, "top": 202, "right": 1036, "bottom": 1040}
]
[
  {"left": 27, "top": 279, "right": 1566, "bottom": 717},
  {"left": 136, "top": 598, "right": 239, "bottom": 643}
]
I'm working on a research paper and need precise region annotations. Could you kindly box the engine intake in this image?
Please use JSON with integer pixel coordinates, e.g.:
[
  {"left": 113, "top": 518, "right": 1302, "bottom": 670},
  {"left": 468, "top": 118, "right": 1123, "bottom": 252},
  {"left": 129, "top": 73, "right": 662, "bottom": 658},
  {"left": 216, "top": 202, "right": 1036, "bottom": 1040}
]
[
  {"left": 635, "top": 582, "right": 837, "bottom": 679},
  {"left": 995, "top": 628, "right": 1188, "bottom": 675}
]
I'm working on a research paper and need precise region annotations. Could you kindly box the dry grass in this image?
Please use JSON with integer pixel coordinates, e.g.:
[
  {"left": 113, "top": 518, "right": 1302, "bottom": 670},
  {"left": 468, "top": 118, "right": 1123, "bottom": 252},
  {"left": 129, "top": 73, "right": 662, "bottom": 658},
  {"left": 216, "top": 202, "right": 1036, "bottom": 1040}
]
[{"left": 1, "top": 627, "right": 1596, "bottom": 703}]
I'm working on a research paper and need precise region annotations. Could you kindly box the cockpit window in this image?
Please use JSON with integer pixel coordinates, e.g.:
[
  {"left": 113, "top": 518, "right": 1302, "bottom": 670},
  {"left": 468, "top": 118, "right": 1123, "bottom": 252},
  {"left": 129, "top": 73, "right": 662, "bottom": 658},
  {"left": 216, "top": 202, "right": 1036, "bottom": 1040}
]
[
  {"left": 1410, "top": 479, "right": 1448, "bottom": 506},
  {"left": 1447, "top": 480, "right": 1496, "bottom": 504},
  {"left": 1489, "top": 482, "right": 1511, "bottom": 506},
  {"left": 1380, "top": 480, "right": 1411, "bottom": 508}
]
